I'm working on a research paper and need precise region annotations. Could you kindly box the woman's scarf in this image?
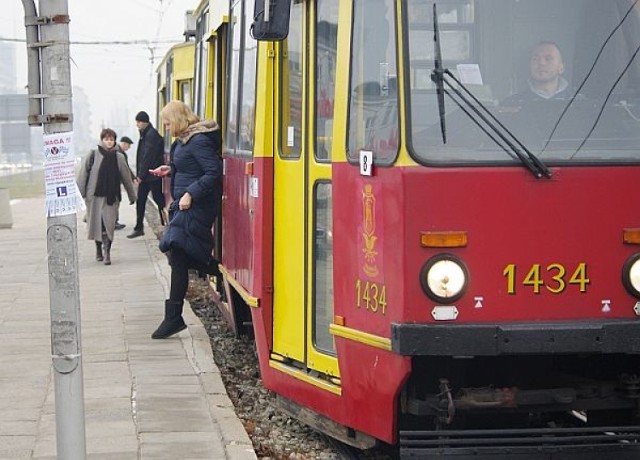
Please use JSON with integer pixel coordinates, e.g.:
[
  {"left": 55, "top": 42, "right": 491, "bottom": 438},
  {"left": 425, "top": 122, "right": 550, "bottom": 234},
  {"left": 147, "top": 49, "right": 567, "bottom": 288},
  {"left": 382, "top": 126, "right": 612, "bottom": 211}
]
[
  {"left": 177, "top": 119, "right": 219, "bottom": 144},
  {"left": 94, "top": 146, "right": 122, "bottom": 205}
]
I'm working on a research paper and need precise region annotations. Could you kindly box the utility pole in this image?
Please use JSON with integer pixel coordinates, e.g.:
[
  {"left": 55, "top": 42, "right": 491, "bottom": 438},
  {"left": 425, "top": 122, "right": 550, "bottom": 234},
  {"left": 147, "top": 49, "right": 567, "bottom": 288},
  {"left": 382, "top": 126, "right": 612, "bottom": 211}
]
[{"left": 22, "top": 1, "right": 87, "bottom": 458}]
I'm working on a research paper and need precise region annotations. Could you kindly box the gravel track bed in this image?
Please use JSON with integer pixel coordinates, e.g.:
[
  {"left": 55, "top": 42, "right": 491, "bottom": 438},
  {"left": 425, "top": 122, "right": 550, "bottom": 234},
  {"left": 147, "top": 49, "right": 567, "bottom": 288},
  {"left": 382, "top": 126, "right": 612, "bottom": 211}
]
[{"left": 188, "top": 284, "right": 344, "bottom": 459}]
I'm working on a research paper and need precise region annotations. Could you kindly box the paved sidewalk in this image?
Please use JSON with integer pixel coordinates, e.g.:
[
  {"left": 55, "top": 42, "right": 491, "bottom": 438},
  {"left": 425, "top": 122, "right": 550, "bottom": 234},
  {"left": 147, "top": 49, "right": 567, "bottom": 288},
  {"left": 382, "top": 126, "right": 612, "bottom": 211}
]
[{"left": 0, "top": 197, "right": 257, "bottom": 459}]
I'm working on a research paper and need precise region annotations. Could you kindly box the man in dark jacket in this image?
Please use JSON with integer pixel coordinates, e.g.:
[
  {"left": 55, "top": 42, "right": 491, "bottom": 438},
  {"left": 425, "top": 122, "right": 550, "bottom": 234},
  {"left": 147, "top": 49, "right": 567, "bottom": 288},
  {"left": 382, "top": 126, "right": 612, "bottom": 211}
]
[
  {"left": 113, "top": 136, "right": 136, "bottom": 231},
  {"left": 128, "top": 111, "right": 166, "bottom": 238}
]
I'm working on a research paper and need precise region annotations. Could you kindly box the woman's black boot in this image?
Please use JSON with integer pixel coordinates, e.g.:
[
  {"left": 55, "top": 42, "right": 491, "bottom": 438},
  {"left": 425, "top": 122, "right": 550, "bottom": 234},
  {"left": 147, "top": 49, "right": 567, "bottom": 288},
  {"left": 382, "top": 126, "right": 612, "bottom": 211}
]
[
  {"left": 151, "top": 300, "right": 186, "bottom": 339},
  {"left": 95, "top": 241, "right": 103, "bottom": 261},
  {"left": 102, "top": 232, "right": 112, "bottom": 265}
]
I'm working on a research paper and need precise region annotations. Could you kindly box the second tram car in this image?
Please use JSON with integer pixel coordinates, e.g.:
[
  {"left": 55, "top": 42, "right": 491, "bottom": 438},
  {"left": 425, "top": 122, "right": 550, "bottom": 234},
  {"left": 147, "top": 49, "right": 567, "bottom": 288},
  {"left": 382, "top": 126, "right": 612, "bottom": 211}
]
[{"left": 162, "top": 1, "right": 640, "bottom": 458}]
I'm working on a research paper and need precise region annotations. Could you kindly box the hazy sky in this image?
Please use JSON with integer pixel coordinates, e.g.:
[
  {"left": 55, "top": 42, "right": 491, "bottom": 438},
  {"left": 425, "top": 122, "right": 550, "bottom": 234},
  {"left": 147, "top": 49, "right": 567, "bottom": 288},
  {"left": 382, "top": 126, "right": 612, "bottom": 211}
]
[{"left": 2, "top": 0, "right": 195, "bottom": 136}]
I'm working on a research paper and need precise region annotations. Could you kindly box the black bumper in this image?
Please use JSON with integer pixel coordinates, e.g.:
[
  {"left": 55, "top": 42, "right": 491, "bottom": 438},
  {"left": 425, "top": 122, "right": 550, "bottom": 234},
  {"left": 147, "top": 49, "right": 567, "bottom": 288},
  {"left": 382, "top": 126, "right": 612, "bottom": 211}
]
[
  {"left": 391, "top": 320, "right": 640, "bottom": 356},
  {"left": 400, "top": 426, "right": 640, "bottom": 459}
]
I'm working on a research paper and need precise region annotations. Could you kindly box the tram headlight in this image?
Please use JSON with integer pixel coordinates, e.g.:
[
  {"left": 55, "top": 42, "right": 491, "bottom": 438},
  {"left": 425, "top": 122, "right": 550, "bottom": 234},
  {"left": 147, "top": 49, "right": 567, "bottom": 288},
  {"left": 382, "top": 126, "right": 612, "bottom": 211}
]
[
  {"left": 420, "top": 254, "right": 468, "bottom": 303},
  {"left": 622, "top": 253, "right": 640, "bottom": 298}
]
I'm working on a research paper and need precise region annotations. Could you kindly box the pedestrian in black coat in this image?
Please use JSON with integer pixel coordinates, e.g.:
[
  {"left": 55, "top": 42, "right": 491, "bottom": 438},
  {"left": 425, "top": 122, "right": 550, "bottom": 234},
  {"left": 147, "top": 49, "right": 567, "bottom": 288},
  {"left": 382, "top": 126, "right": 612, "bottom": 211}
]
[
  {"left": 127, "top": 111, "right": 166, "bottom": 239},
  {"left": 149, "top": 100, "right": 223, "bottom": 339}
]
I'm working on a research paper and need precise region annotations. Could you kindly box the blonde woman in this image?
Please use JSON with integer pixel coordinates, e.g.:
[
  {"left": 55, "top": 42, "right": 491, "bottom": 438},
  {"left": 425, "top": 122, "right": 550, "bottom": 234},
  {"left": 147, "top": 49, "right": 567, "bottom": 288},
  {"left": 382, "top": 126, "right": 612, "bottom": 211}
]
[{"left": 149, "top": 100, "right": 222, "bottom": 339}]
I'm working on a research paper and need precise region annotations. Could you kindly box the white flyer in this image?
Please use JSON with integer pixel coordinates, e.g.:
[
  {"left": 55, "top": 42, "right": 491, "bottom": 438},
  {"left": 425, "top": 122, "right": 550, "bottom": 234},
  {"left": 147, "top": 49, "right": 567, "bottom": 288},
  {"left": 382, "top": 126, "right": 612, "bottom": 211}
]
[
  {"left": 456, "top": 63, "right": 484, "bottom": 85},
  {"left": 43, "top": 131, "right": 85, "bottom": 217}
]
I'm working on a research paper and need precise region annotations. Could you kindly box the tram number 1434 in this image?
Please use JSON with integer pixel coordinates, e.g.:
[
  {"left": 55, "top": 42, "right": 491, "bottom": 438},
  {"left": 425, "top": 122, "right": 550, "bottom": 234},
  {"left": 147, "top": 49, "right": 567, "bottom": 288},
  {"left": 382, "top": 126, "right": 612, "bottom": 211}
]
[
  {"left": 355, "top": 279, "right": 388, "bottom": 314},
  {"left": 503, "top": 263, "right": 590, "bottom": 295}
]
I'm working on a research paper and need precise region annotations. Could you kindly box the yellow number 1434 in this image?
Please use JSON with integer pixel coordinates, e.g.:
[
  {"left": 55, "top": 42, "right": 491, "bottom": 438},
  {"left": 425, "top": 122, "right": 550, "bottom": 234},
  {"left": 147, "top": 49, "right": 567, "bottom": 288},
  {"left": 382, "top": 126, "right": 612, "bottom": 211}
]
[{"left": 503, "top": 263, "right": 590, "bottom": 294}]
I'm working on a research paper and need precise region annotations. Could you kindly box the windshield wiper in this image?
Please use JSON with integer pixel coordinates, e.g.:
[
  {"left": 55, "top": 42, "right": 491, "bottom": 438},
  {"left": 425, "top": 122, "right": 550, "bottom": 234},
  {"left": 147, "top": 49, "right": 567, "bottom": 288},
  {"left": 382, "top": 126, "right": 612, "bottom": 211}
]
[
  {"left": 430, "top": 3, "right": 551, "bottom": 179},
  {"left": 431, "top": 3, "right": 447, "bottom": 144}
]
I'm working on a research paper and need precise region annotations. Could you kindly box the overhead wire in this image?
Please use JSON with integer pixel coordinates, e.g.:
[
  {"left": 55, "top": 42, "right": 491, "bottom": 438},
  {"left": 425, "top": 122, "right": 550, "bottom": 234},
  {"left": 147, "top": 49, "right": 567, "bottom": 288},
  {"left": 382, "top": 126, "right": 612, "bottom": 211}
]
[
  {"left": 0, "top": 37, "right": 178, "bottom": 45},
  {"left": 541, "top": 0, "right": 640, "bottom": 154}
]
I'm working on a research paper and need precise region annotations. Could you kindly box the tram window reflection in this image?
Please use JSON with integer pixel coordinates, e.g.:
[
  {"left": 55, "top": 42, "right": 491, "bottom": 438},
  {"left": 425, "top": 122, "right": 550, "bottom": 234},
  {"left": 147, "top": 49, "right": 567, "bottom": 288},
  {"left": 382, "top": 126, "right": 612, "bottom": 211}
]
[
  {"left": 313, "top": 182, "right": 335, "bottom": 355},
  {"left": 347, "top": 0, "right": 399, "bottom": 165},
  {"left": 280, "top": 0, "right": 303, "bottom": 159},
  {"left": 225, "top": 2, "right": 243, "bottom": 155},
  {"left": 315, "top": 0, "right": 339, "bottom": 162}
]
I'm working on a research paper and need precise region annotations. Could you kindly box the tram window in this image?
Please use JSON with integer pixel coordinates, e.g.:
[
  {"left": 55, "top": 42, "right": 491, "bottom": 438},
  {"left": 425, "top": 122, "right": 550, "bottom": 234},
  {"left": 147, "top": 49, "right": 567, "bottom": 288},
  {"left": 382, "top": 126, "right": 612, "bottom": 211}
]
[
  {"left": 313, "top": 182, "right": 335, "bottom": 355},
  {"left": 240, "top": 1, "right": 258, "bottom": 153},
  {"left": 166, "top": 57, "right": 174, "bottom": 103},
  {"left": 194, "top": 10, "right": 209, "bottom": 118},
  {"left": 195, "top": 41, "right": 208, "bottom": 118},
  {"left": 226, "top": 1, "right": 258, "bottom": 157},
  {"left": 180, "top": 81, "right": 192, "bottom": 107},
  {"left": 279, "top": 0, "right": 304, "bottom": 159},
  {"left": 314, "top": 0, "right": 339, "bottom": 162},
  {"left": 225, "top": 2, "right": 243, "bottom": 154},
  {"left": 347, "top": 0, "right": 399, "bottom": 166},
  {"left": 405, "top": 0, "right": 640, "bottom": 166}
]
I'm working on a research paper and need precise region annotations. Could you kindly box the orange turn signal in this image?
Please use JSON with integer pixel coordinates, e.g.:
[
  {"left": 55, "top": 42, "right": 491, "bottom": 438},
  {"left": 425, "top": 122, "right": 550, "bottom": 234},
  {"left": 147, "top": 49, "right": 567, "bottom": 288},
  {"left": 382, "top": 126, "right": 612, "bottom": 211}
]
[
  {"left": 244, "top": 161, "right": 254, "bottom": 175},
  {"left": 334, "top": 315, "right": 345, "bottom": 326},
  {"left": 420, "top": 231, "right": 468, "bottom": 248},
  {"left": 623, "top": 228, "right": 640, "bottom": 245}
]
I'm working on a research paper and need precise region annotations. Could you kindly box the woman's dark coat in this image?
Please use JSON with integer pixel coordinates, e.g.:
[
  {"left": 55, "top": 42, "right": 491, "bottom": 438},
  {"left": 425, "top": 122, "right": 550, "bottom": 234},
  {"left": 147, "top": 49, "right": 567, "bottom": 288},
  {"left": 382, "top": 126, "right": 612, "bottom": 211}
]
[{"left": 159, "top": 120, "right": 222, "bottom": 267}]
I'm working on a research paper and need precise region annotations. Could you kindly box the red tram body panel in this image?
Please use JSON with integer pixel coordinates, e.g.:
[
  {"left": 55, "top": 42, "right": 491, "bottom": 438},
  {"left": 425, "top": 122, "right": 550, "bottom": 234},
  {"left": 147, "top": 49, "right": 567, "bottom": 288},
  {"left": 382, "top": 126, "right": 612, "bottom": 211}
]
[{"left": 331, "top": 165, "right": 640, "bottom": 327}]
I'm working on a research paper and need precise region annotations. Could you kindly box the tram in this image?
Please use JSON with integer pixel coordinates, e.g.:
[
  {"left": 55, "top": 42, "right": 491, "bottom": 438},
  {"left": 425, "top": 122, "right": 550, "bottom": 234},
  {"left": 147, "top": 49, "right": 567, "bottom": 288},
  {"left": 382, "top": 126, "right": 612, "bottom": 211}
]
[
  {"left": 164, "top": 1, "right": 640, "bottom": 457},
  {"left": 156, "top": 37, "right": 196, "bottom": 202},
  {"left": 156, "top": 38, "right": 195, "bottom": 136}
]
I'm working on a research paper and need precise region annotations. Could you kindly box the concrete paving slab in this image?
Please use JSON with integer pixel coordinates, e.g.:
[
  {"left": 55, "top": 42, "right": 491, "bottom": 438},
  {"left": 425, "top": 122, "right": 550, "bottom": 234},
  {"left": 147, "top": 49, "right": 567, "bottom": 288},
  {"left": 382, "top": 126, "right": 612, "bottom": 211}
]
[{"left": 1, "top": 197, "right": 256, "bottom": 460}]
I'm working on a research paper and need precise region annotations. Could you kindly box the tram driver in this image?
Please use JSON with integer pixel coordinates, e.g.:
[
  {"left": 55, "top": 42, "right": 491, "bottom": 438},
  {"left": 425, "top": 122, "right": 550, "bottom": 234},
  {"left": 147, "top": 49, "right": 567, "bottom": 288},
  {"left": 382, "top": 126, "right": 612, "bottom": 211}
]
[
  {"left": 503, "top": 41, "right": 571, "bottom": 106},
  {"left": 498, "top": 41, "right": 591, "bottom": 149}
]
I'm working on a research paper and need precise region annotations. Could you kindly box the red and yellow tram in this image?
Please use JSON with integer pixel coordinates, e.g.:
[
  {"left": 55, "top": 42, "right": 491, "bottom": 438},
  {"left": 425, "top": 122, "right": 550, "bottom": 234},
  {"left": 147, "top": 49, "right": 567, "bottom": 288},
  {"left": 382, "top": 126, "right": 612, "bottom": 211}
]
[{"left": 162, "top": 1, "right": 640, "bottom": 457}]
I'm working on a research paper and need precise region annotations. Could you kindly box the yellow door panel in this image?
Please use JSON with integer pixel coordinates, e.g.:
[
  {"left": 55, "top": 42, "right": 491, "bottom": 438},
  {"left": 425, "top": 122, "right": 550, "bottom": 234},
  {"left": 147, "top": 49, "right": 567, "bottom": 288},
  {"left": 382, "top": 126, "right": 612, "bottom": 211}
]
[
  {"left": 272, "top": 1, "right": 306, "bottom": 362},
  {"left": 272, "top": 156, "right": 306, "bottom": 361},
  {"left": 272, "top": 0, "right": 340, "bottom": 382}
]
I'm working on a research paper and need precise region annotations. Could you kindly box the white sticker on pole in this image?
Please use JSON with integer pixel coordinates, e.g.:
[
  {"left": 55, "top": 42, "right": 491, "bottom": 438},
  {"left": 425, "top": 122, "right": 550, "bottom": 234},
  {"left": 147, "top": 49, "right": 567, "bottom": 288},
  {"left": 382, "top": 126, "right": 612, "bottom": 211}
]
[
  {"left": 43, "top": 132, "right": 86, "bottom": 217},
  {"left": 359, "top": 150, "right": 373, "bottom": 176}
]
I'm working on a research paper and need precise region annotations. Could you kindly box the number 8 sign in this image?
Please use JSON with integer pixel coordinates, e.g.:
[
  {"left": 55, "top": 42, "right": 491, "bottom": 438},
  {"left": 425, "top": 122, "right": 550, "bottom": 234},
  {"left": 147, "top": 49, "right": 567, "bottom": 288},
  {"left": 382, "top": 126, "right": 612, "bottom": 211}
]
[{"left": 360, "top": 150, "right": 373, "bottom": 176}]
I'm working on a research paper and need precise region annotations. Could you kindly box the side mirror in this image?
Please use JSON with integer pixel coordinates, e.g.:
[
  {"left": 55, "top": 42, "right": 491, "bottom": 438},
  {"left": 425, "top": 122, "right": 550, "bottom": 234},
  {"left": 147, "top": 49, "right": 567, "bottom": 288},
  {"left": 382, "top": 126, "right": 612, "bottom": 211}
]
[{"left": 251, "top": 0, "right": 292, "bottom": 41}]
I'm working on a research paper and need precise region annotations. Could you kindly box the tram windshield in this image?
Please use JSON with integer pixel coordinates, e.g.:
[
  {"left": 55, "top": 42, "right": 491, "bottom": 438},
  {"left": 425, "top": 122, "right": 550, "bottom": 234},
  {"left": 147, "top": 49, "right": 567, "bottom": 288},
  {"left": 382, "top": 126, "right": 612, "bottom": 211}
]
[
  {"left": 406, "top": 0, "right": 640, "bottom": 165},
  {"left": 348, "top": 0, "right": 640, "bottom": 166}
]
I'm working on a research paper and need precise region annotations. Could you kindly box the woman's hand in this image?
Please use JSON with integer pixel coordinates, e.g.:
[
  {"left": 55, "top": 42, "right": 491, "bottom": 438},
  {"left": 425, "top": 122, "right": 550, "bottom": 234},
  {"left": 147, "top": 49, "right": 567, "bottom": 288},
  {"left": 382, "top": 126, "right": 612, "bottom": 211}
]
[
  {"left": 179, "top": 192, "right": 192, "bottom": 210},
  {"left": 149, "top": 165, "right": 170, "bottom": 177}
]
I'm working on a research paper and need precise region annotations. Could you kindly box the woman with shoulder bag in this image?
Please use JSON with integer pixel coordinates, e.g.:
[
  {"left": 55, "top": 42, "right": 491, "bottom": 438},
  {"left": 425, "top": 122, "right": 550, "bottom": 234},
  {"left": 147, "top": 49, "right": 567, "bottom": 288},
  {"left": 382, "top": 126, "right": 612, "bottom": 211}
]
[
  {"left": 148, "top": 100, "right": 223, "bottom": 339},
  {"left": 77, "top": 128, "right": 137, "bottom": 265}
]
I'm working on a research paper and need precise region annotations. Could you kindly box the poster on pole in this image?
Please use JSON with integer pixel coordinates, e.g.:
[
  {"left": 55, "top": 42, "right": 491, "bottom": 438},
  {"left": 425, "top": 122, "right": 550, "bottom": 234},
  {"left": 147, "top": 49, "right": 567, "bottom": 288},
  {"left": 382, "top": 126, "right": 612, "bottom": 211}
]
[{"left": 43, "top": 132, "right": 86, "bottom": 217}]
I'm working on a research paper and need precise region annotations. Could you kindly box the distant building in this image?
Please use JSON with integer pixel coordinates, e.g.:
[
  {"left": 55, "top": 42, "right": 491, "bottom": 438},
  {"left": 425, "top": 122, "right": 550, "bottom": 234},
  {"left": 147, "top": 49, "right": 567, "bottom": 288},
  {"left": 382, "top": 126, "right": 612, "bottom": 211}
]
[
  {"left": 108, "top": 102, "right": 137, "bottom": 151},
  {"left": 0, "top": 89, "right": 95, "bottom": 167},
  {"left": 0, "top": 95, "right": 31, "bottom": 166},
  {"left": 0, "top": 43, "right": 17, "bottom": 94},
  {"left": 73, "top": 86, "right": 94, "bottom": 157},
  {"left": 0, "top": 40, "right": 94, "bottom": 166}
]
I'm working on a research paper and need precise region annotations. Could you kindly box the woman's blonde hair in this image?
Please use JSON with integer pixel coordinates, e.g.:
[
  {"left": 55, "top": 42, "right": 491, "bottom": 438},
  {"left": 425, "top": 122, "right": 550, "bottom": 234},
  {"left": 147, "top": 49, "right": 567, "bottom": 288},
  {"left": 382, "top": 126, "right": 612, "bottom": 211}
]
[{"left": 160, "top": 100, "right": 200, "bottom": 136}]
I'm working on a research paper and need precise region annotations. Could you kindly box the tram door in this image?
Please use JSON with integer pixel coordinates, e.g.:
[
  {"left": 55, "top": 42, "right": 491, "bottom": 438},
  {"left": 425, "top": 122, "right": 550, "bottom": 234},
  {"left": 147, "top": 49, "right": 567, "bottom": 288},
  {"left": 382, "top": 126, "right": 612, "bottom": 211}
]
[{"left": 272, "top": 0, "right": 340, "bottom": 381}]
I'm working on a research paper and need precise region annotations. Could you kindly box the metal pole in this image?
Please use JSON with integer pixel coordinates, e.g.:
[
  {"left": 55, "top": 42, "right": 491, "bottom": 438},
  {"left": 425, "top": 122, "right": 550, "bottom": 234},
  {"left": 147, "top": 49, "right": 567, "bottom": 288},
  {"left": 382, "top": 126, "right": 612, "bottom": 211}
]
[
  {"left": 22, "top": 0, "right": 87, "bottom": 458},
  {"left": 21, "top": 0, "right": 42, "bottom": 125}
]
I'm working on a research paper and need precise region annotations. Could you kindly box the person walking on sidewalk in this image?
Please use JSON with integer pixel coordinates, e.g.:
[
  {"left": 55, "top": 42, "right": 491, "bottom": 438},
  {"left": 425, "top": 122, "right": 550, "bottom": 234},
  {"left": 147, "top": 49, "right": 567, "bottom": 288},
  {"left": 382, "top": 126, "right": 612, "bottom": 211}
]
[
  {"left": 114, "top": 135, "right": 136, "bottom": 231},
  {"left": 77, "top": 128, "right": 137, "bottom": 265},
  {"left": 148, "top": 100, "right": 222, "bottom": 339},
  {"left": 128, "top": 111, "right": 166, "bottom": 239}
]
